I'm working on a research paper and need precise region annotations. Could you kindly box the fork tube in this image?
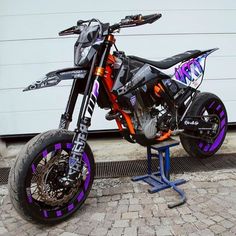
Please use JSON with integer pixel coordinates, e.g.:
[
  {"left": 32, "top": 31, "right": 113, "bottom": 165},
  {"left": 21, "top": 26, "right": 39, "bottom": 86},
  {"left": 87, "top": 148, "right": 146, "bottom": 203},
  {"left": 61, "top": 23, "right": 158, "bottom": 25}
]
[{"left": 59, "top": 79, "right": 80, "bottom": 129}]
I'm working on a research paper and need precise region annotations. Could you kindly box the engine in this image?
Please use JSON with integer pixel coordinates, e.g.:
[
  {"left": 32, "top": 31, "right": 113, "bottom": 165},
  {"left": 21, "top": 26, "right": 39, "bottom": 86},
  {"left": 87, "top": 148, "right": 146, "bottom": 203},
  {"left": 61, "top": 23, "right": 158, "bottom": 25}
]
[
  {"left": 111, "top": 53, "right": 179, "bottom": 144},
  {"left": 132, "top": 110, "right": 157, "bottom": 139},
  {"left": 131, "top": 104, "right": 173, "bottom": 141}
]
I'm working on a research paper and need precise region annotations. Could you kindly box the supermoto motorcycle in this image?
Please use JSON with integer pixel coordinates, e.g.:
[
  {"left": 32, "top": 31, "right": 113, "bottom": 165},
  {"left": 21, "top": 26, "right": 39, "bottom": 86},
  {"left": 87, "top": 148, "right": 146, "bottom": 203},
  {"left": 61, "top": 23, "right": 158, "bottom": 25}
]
[{"left": 9, "top": 13, "right": 227, "bottom": 224}]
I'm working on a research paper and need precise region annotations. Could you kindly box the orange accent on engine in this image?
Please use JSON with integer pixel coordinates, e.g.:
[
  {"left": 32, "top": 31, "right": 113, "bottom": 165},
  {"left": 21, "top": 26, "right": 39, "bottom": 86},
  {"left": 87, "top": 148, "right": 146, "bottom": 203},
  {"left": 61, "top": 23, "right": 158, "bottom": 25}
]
[{"left": 154, "top": 85, "right": 161, "bottom": 97}]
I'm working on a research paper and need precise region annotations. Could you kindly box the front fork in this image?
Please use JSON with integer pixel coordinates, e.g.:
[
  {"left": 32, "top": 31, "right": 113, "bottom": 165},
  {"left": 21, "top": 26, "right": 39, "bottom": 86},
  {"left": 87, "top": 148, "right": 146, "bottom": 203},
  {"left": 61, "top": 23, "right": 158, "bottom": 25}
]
[
  {"left": 60, "top": 78, "right": 100, "bottom": 186},
  {"left": 60, "top": 35, "right": 115, "bottom": 186}
]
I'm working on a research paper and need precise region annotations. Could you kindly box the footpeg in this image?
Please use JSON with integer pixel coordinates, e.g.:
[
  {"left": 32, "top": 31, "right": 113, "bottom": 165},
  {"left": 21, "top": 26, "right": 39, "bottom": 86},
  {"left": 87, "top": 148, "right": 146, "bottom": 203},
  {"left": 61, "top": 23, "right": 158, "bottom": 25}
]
[{"left": 105, "top": 111, "right": 120, "bottom": 121}]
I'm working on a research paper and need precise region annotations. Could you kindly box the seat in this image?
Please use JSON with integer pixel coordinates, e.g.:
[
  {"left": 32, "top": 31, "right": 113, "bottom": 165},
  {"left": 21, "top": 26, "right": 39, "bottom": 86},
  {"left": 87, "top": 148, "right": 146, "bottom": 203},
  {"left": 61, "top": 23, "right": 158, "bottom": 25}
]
[{"left": 129, "top": 50, "right": 202, "bottom": 69}]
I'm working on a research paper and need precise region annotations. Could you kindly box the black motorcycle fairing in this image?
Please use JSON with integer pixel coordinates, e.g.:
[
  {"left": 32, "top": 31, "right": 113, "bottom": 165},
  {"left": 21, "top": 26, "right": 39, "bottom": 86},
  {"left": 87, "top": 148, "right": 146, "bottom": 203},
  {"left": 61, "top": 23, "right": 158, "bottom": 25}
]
[
  {"left": 23, "top": 67, "right": 88, "bottom": 92},
  {"left": 113, "top": 63, "right": 165, "bottom": 96}
]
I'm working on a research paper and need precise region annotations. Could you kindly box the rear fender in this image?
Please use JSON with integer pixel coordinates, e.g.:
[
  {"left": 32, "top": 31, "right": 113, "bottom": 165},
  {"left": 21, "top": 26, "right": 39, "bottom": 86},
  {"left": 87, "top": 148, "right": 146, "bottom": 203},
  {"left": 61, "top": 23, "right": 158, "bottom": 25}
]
[
  {"left": 172, "top": 48, "right": 219, "bottom": 89},
  {"left": 23, "top": 67, "right": 88, "bottom": 92}
]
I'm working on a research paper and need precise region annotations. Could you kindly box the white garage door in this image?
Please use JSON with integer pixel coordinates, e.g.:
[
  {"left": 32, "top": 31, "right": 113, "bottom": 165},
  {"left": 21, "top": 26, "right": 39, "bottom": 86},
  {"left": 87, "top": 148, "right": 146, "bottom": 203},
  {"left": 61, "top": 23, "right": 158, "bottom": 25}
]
[{"left": 0, "top": 0, "right": 236, "bottom": 135}]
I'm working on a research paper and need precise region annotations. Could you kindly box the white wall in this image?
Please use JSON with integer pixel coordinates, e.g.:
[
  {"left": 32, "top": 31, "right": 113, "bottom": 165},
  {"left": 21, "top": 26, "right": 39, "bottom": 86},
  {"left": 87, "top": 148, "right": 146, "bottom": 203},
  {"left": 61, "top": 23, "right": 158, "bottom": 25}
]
[{"left": 0, "top": 0, "right": 236, "bottom": 135}]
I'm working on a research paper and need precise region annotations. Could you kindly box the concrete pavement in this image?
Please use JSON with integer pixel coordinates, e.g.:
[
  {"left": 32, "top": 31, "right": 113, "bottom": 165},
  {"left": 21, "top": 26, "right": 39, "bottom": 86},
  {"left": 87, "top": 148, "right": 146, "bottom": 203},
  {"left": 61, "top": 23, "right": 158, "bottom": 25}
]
[
  {"left": 1, "top": 169, "right": 236, "bottom": 235},
  {"left": 1, "top": 130, "right": 236, "bottom": 168}
]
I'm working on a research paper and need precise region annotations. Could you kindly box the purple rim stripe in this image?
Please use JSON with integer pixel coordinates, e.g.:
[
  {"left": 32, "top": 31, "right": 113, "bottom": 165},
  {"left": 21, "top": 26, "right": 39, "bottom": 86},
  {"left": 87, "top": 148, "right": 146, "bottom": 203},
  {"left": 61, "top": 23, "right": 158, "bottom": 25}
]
[
  {"left": 68, "top": 203, "right": 74, "bottom": 211},
  {"left": 209, "top": 101, "right": 215, "bottom": 109},
  {"left": 216, "top": 104, "right": 221, "bottom": 111},
  {"left": 209, "top": 127, "right": 225, "bottom": 152},
  {"left": 77, "top": 191, "right": 84, "bottom": 202},
  {"left": 56, "top": 210, "right": 62, "bottom": 217},
  {"left": 42, "top": 150, "right": 48, "bottom": 158},
  {"left": 43, "top": 210, "right": 48, "bottom": 218},
  {"left": 27, "top": 194, "right": 33, "bottom": 204},
  {"left": 31, "top": 164, "right": 36, "bottom": 173},
  {"left": 220, "top": 111, "right": 225, "bottom": 118},
  {"left": 204, "top": 144, "right": 210, "bottom": 152},
  {"left": 67, "top": 143, "right": 73, "bottom": 150},
  {"left": 55, "top": 143, "right": 62, "bottom": 150},
  {"left": 198, "top": 142, "right": 203, "bottom": 149},
  {"left": 221, "top": 118, "right": 226, "bottom": 129},
  {"left": 83, "top": 153, "right": 91, "bottom": 190}
]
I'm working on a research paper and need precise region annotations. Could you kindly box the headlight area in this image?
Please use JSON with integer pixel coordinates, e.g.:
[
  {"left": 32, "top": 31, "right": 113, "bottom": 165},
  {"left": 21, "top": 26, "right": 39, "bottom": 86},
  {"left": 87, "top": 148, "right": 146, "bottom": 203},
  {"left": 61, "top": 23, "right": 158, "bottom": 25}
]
[{"left": 74, "top": 45, "right": 92, "bottom": 66}]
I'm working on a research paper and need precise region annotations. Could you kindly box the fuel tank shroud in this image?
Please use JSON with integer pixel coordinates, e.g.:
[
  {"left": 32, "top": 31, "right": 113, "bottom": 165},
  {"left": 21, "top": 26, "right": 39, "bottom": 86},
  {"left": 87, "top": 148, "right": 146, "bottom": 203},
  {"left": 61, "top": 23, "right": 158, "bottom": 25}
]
[{"left": 112, "top": 58, "right": 170, "bottom": 109}]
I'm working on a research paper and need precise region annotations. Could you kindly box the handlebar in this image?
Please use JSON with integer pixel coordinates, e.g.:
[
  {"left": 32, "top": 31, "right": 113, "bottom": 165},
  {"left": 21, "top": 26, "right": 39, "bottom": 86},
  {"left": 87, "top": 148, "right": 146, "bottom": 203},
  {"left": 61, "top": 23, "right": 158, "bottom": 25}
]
[
  {"left": 59, "top": 13, "right": 162, "bottom": 36},
  {"left": 109, "top": 13, "right": 162, "bottom": 32}
]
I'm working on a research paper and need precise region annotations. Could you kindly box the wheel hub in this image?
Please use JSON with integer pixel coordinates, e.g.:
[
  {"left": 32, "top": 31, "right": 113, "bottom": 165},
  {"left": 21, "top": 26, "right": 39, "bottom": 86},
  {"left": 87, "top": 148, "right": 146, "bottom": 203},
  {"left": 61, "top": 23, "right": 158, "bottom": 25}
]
[{"left": 36, "top": 153, "right": 87, "bottom": 206}]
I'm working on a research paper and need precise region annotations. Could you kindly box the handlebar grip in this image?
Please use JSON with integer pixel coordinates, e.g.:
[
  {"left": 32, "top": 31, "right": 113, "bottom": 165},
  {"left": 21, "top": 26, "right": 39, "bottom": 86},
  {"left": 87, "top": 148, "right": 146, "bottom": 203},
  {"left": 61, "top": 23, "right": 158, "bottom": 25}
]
[
  {"left": 58, "top": 26, "right": 81, "bottom": 36},
  {"left": 142, "top": 13, "right": 162, "bottom": 23},
  {"left": 125, "top": 14, "right": 142, "bottom": 21}
]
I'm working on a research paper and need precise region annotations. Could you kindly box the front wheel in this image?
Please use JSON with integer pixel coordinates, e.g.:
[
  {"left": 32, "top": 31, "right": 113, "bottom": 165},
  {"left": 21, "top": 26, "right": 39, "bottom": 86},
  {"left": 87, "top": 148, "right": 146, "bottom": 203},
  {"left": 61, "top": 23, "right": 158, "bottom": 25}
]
[
  {"left": 8, "top": 129, "right": 95, "bottom": 224},
  {"left": 180, "top": 92, "right": 227, "bottom": 158}
]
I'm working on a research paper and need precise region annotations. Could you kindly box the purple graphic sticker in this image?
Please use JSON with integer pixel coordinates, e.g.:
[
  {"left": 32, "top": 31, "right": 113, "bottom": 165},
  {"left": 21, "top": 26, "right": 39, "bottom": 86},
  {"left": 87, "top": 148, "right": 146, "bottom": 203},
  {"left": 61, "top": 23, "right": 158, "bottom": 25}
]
[
  {"left": 130, "top": 95, "right": 136, "bottom": 106},
  {"left": 92, "top": 80, "right": 100, "bottom": 98},
  {"left": 174, "top": 55, "right": 205, "bottom": 86}
]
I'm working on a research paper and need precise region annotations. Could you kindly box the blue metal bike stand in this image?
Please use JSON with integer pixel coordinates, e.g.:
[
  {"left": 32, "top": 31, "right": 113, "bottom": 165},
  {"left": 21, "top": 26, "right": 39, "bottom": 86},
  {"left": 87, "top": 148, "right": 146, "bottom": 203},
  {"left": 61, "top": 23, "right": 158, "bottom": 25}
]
[{"left": 131, "top": 139, "right": 187, "bottom": 208}]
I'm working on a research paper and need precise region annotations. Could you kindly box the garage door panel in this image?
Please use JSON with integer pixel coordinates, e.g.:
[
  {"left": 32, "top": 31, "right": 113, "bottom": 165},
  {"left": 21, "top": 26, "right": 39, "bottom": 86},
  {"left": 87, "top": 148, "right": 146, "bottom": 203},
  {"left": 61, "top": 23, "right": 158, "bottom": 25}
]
[
  {"left": 201, "top": 79, "right": 236, "bottom": 101},
  {"left": 0, "top": 62, "right": 72, "bottom": 89},
  {"left": 1, "top": 0, "right": 235, "bottom": 16},
  {"left": 1, "top": 10, "right": 235, "bottom": 41},
  {"left": 0, "top": 106, "right": 115, "bottom": 135},
  {"left": 0, "top": 87, "right": 72, "bottom": 112},
  {"left": 1, "top": 34, "right": 236, "bottom": 66}
]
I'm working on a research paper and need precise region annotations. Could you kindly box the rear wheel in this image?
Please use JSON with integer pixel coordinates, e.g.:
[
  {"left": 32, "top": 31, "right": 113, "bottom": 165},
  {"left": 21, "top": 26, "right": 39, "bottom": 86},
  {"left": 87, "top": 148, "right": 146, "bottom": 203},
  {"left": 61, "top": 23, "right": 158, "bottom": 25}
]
[
  {"left": 8, "top": 129, "right": 95, "bottom": 224},
  {"left": 180, "top": 92, "right": 227, "bottom": 158}
]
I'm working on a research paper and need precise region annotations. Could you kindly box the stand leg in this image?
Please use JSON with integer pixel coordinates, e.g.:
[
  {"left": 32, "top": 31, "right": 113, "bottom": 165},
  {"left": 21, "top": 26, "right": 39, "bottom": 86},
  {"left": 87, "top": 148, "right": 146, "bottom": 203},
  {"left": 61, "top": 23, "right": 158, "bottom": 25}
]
[
  {"left": 159, "top": 152, "right": 187, "bottom": 208},
  {"left": 164, "top": 148, "right": 170, "bottom": 180},
  {"left": 147, "top": 146, "right": 152, "bottom": 175}
]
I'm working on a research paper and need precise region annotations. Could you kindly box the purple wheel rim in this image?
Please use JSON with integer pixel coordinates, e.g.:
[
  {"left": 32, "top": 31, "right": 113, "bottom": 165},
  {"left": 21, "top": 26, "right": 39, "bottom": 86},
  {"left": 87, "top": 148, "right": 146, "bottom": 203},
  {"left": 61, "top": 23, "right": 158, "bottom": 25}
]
[
  {"left": 198, "top": 100, "right": 226, "bottom": 154},
  {"left": 26, "top": 141, "right": 92, "bottom": 219}
]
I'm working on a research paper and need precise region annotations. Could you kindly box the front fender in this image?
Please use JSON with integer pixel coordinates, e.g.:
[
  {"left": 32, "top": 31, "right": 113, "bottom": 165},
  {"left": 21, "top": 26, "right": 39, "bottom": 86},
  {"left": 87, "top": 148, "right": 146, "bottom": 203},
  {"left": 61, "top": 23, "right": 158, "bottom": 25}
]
[{"left": 23, "top": 67, "right": 88, "bottom": 92}]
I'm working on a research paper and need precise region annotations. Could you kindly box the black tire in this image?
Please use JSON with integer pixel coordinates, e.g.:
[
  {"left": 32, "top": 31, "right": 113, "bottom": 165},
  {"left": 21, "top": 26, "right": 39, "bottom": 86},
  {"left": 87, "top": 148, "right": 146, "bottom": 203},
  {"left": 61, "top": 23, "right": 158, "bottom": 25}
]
[
  {"left": 180, "top": 92, "right": 227, "bottom": 158},
  {"left": 8, "top": 129, "right": 95, "bottom": 224}
]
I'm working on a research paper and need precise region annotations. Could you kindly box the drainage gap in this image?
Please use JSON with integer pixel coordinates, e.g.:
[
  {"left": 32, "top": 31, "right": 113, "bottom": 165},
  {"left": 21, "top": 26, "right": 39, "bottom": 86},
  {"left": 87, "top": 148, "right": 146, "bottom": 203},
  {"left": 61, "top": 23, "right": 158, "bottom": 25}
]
[{"left": 0, "top": 153, "right": 236, "bottom": 185}]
